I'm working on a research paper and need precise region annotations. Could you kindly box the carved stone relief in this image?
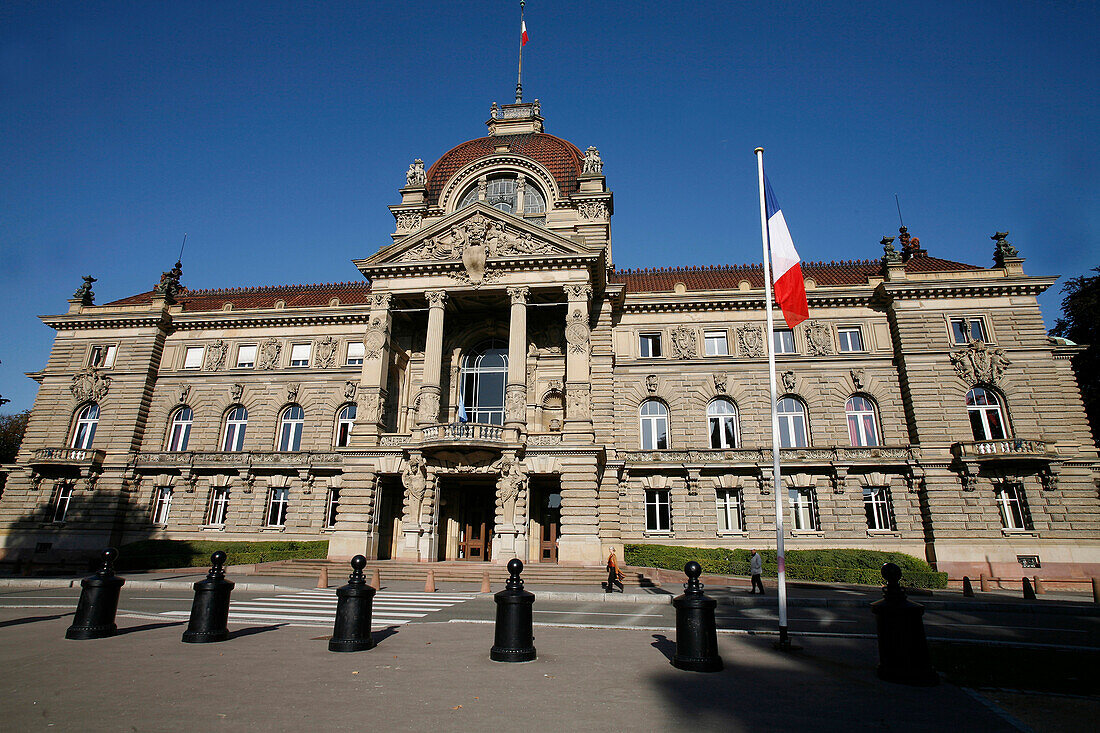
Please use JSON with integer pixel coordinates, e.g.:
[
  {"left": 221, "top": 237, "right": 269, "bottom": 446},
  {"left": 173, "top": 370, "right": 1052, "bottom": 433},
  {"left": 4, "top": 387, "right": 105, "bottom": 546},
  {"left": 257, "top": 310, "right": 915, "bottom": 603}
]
[
  {"left": 286, "top": 383, "right": 300, "bottom": 403},
  {"left": 204, "top": 340, "right": 227, "bottom": 371},
  {"left": 507, "top": 286, "right": 530, "bottom": 305},
  {"left": 670, "top": 326, "right": 697, "bottom": 359},
  {"left": 230, "top": 383, "right": 244, "bottom": 402},
  {"left": 737, "top": 325, "right": 764, "bottom": 358},
  {"left": 565, "top": 309, "right": 591, "bottom": 354},
  {"left": 713, "top": 372, "right": 728, "bottom": 394},
  {"left": 399, "top": 214, "right": 561, "bottom": 266},
  {"left": 564, "top": 284, "right": 593, "bottom": 302},
  {"left": 177, "top": 385, "right": 191, "bottom": 405},
  {"left": 850, "top": 368, "right": 866, "bottom": 391},
  {"left": 361, "top": 392, "right": 382, "bottom": 424},
  {"left": 645, "top": 375, "right": 658, "bottom": 393},
  {"left": 566, "top": 385, "right": 591, "bottom": 419},
  {"left": 70, "top": 369, "right": 110, "bottom": 402},
  {"left": 314, "top": 336, "right": 338, "bottom": 369},
  {"left": 805, "top": 321, "right": 834, "bottom": 355},
  {"left": 364, "top": 316, "right": 388, "bottom": 360},
  {"left": 494, "top": 456, "right": 529, "bottom": 525},
  {"left": 950, "top": 340, "right": 1011, "bottom": 385},
  {"left": 417, "top": 390, "right": 440, "bottom": 425},
  {"left": 401, "top": 455, "right": 428, "bottom": 524},
  {"left": 577, "top": 200, "right": 608, "bottom": 220},
  {"left": 505, "top": 385, "right": 527, "bottom": 422},
  {"left": 258, "top": 339, "right": 281, "bottom": 370},
  {"left": 781, "top": 370, "right": 797, "bottom": 393},
  {"left": 395, "top": 212, "right": 423, "bottom": 231},
  {"left": 344, "top": 380, "right": 358, "bottom": 400}
]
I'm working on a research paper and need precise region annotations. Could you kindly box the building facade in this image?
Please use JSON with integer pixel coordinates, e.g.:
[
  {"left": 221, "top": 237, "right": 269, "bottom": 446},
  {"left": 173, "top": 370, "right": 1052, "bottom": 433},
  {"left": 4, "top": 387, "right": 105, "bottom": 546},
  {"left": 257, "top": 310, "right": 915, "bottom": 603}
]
[{"left": 2, "top": 101, "right": 1098, "bottom": 579}]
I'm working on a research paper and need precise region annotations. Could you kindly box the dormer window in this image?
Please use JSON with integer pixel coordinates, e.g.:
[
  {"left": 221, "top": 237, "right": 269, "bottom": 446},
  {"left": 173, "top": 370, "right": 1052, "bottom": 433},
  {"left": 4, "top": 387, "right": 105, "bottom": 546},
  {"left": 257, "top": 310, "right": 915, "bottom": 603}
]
[{"left": 458, "top": 174, "right": 546, "bottom": 224}]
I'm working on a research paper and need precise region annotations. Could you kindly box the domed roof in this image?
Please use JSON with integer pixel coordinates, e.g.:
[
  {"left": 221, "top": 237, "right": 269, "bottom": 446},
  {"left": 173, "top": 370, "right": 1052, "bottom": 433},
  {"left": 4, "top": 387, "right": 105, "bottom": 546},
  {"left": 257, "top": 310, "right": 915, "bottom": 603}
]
[{"left": 425, "top": 132, "right": 584, "bottom": 207}]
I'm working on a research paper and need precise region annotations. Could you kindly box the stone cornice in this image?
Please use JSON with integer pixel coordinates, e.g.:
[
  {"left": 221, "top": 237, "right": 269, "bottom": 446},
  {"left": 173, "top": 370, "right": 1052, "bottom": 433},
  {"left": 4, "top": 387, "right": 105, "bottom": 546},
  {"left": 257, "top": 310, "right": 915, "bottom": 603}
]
[
  {"left": 43, "top": 304, "right": 377, "bottom": 332},
  {"left": 621, "top": 288, "right": 875, "bottom": 313},
  {"left": 41, "top": 311, "right": 169, "bottom": 331},
  {"left": 879, "top": 276, "right": 1056, "bottom": 300}
]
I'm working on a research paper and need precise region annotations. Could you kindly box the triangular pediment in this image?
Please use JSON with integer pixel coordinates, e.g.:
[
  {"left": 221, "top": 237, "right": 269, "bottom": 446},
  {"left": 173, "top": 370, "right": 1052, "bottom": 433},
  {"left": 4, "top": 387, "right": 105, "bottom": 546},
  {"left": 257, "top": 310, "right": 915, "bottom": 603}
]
[{"left": 360, "top": 204, "right": 598, "bottom": 268}]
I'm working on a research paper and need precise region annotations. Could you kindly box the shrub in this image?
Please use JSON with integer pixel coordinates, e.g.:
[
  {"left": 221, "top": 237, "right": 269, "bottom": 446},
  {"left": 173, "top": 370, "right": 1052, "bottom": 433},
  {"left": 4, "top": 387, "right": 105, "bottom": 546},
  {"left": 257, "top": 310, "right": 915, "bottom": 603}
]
[
  {"left": 624, "top": 544, "right": 948, "bottom": 589},
  {"left": 116, "top": 539, "right": 328, "bottom": 570}
]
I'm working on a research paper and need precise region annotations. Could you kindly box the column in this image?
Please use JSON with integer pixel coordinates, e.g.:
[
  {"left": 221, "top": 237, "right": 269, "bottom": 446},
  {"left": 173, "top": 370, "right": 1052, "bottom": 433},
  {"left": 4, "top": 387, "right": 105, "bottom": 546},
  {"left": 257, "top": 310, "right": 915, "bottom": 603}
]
[
  {"left": 357, "top": 292, "right": 392, "bottom": 441},
  {"left": 418, "top": 290, "right": 447, "bottom": 426},
  {"left": 505, "top": 286, "right": 530, "bottom": 436},
  {"left": 563, "top": 283, "right": 594, "bottom": 440}
]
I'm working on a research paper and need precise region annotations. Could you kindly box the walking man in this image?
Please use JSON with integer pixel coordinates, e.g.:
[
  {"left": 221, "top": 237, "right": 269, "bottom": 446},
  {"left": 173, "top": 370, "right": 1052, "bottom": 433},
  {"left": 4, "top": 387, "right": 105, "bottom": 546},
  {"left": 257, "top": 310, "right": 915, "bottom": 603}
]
[
  {"left": 606, "top": 549, "right": 625, "bottom": 593},
  {"left": 749, "top": 549, "right": 765, "bottom": 594}
]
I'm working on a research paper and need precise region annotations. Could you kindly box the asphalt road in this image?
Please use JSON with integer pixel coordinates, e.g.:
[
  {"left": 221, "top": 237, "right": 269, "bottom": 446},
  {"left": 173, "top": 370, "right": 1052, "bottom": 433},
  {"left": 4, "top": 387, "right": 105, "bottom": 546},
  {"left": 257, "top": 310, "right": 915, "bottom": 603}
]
[{"left": 1, "top": 585, "right": 1095, "bottom": 648}]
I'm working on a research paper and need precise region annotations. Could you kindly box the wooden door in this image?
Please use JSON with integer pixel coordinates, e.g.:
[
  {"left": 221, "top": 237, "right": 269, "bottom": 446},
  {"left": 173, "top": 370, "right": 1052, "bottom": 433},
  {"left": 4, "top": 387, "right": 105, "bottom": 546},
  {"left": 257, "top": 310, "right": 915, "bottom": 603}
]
[
  {"left": 540, "top": 504, "right": 560, "bottom": 563},
  {"left": 458, "top": 505, "right": 490, "bottom": 561}
]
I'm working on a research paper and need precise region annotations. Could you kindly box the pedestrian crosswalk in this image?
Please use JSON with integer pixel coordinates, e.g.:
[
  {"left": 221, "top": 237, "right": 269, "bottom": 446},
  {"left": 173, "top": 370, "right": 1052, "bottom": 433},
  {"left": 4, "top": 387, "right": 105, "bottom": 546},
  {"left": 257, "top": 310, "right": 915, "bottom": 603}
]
[{"left": 160, "top": 589, "right": 476, "bottom": 628}]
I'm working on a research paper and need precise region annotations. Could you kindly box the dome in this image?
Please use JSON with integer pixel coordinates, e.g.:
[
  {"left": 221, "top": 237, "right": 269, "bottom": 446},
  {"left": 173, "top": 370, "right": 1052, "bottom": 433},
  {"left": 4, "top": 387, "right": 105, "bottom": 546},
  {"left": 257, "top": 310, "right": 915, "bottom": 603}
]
[{"left": 425, "top": 132, "right": 584, "bottom": 208}]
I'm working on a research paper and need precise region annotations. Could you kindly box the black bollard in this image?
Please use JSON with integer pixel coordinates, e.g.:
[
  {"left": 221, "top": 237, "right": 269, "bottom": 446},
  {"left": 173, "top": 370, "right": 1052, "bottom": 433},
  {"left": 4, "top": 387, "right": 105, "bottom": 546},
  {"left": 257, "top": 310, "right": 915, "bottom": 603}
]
[
  {"left": 1022, "top": 577, "right": 1036, "bottom": 600},
  {"left": 671, "top": 561, "right": 723, "bottom": 672},
  {"left": 871, "top": 563, "right": 938, "bottom": 686},
  {"left": 329, "top": 555, "right": 377, "bottom": 652},
  {"left": 66, "top": 547, "right": 125, "bottom": 640},
  {"left": 962, "top": 576, "right": 974, "bottom": 597},
  {"left": 490, "top": 559, "right": 536, "bottom": 662},
  {"left": 182, "top": 551, "right": 235, "bottom": 643}
]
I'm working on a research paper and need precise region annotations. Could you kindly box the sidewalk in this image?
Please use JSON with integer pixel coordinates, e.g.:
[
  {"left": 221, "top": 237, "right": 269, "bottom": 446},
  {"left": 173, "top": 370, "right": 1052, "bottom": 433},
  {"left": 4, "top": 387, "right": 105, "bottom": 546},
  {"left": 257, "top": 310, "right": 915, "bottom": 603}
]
[{"left": 0, "top": 608, "right": 1024, "bottom": 732}]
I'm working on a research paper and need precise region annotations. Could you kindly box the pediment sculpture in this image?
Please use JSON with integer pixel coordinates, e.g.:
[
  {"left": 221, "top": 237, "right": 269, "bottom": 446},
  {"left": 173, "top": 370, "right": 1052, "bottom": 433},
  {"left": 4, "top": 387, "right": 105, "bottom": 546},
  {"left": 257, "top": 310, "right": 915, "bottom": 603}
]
[
  {"left": 950, "top": 340, "right": 1010, "bottom": 385},
  {"left": 70, "top": 368, "right": 111, "bottom": 402},
  {"left": 397, "top": 214, "right": 564, "bottom": 269}
]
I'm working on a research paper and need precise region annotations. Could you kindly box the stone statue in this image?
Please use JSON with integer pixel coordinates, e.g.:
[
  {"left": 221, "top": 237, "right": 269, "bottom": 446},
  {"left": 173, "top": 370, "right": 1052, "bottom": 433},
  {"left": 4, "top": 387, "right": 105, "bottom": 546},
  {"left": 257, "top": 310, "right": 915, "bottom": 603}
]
[
  {"left": 992, "top": 231, "right": 1019, "bottom": 267},
  {"left": 582, "top": 146, "right": 603, "bottom": 174},
  {"left": 73, "top": 275, "right": 97, "bottom": 306},
  {"left": 405, "top": 158, "right": 427, "bottom": 187},
  {"left": 401, "top": 455, "right": 428, "bottom": 523},
  {"left": 881, "top": 236, "right": 901, "bottom": 265},
  {"left": 154, "top": 261, "right": 183, "bottom": 302},
  {"left": 494, "top": 456, "right": 528, "bottom": 524},
  {"left": 951, "top": 340, "right": 1011, "bottom": 385}
]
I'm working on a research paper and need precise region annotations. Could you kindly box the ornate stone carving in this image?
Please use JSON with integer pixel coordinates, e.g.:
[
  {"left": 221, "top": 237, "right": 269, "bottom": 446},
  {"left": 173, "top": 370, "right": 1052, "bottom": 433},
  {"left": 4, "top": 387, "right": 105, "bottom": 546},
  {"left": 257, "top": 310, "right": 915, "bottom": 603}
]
[
  {"left": 344, "top": 380, "right": 357, "bottom": 400},
  {"left": 645, "top": 375, "right": 658, "bottom": 393},
  {"left": 564, "top": 283, "right": 592, "bottom": 302},
  {"left": 565, "top": 309, "right": 591, "bottom": 354},
  {"left": 417, "top": 390, "right": 440, "bottom": 424},
  {"left": 505, "top": 385, "right": 526, "bottom": 422},
  {"left": 372, "top": 293, "right": 392, "bottom": 310},
  {"left": 992, "top": 231, "right": 1018, "bottom": 267},
  {"left": 177, "top": 385, "right": 191, "bottom": 405},
  {"left": 70, "top": 369, "right": 110, "bottom": 402},
  {"left": 488, "top": 221, "right": 555, "bottom": 256},
  {"left": 758, "top": 472, "right": 773, "bottom": 495},
  {"left": 507, "top": 286, "right": 530, "bottom": 305},
  {"left": 363, "top": 316, "right": 388, "bottom": 360},
  {"left": 494, "top": 456, "right": 528, "bottom": 525},
  {"left": 781, "top": 370, "right": 797, "bottom": 393},
  {"left": 405, "top": 158, "right": 426, "bottom": 187},
  {"left": 204, "top": 340, "right": 227, "bottom": 371},
  {"left": 850, "top": 368, "right": 866, "bottom": 391},
  {"left": 361, "top": 392, "right": 382, "bottom": 424},
  {"left": 425, "top": 290, "right": 448, "bottom": 309},
  {"left": 1039, "top": 466, "right": 1058, "bottom": 492},
  {"left": 713, "top": 372, "right": 728, "bottom": 394},
  {"left": 950, "top": 340, "right": 1011, "bottom": 385},
  {"left": 566, "top": 385, "right": 591, "bottom": 419},
  {"left": 395, "top": 212, "right": 423, "bottom": 231},
  {"left": 258, "top": 339, "right": 281, "bottom": 370},
  {"left": 881, "top": 235, "right": 901, "bottom": 265},
  {"left": 154, "top": 261, "right": 183, "bottom": 303},
  {"left": 286, "top": 383, "right": 300, "bottom": 403},
  {"left": 401, "top": 455, "right": 428, "bottom": 523},
  {"left": 230, "top": 383, "right": 244, "bottom": 402},
  {"left": 582, "top": 146, "right": 603, "bottom": 174},
  {"left": 314, "top": 336, "right": 338, "bottom": 368},
  {"left": 73, "top": 275, "right": 96, "bottom": 305},
  {"left": 804, "top": 321, "right": 834, "bottom": 355},
  {"left": 670, "top": 326, "right": 696, "bottom": 359},
  {"left": 577, "top": 200, "right": 608, "bottom": 220},
  {"left": 400, "top": 215, "right": 560, "bottom": 264},
  {"left": 737, "top": 325, "right": 764, "bottom": 358}
]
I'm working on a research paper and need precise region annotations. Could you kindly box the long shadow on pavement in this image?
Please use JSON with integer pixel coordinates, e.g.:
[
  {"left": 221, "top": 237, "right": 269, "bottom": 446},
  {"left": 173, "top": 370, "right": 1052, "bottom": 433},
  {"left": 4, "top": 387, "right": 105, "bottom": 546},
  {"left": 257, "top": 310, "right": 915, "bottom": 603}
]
[
  {"left": 227, "top": 624, "right": 285, "bottom": 639},
  {"left": 0, "top": 612, "right": 73, "bottom": 629},
  {"left": 115, "top": 621, "right": 186, "bottom": 636}
]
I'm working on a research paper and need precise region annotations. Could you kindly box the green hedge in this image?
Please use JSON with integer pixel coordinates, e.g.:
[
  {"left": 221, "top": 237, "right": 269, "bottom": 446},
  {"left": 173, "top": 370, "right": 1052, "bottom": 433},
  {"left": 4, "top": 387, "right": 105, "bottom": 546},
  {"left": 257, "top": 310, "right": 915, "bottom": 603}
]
[
  {"left": 116, "top": 539, "right": 328, "bottom": 571},
  {"left": 625, "top": 544, "right": 948, "bottom": 589}
]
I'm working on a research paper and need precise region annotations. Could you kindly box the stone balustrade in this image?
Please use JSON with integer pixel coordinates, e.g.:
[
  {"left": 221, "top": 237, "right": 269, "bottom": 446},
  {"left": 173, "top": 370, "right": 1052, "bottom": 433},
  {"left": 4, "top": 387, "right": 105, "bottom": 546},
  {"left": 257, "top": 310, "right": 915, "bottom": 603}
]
[
  {"left": 621, "top": 445, "right": 919, "bottom": 466},
  {"left": 132, "top": 451, "right": 343, "bottom": 469},
  {"left": 952, "top": 439, "right": 1056, "bottom": 461},
  {"left": 420, "top": 422, "right": 505, "bottom": 446},
  {"left": 30, "top": 447, "right": 106, "bottom": 468}
]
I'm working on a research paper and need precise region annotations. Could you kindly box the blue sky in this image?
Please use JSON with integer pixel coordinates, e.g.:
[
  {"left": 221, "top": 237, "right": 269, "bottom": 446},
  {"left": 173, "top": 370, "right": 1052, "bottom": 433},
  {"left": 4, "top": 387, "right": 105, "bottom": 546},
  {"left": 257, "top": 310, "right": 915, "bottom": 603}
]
[{"left": 1, "top": 1, "right": 1097, "bottom": 412}]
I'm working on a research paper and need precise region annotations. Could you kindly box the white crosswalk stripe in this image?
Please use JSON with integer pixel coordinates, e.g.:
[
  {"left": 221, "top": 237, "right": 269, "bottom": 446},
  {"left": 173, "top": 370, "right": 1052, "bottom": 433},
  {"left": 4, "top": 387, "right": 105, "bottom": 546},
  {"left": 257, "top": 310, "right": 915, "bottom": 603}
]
[{"left": 160, "top": 589, "right": 475, "bottom": 628}]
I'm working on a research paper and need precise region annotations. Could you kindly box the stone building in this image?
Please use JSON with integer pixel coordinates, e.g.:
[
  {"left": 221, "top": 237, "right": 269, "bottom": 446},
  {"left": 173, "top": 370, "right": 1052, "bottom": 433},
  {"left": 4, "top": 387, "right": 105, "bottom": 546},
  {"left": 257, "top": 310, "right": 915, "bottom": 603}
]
[{"left": 2, "top": 100, "right": 1097, "bottom": 579}]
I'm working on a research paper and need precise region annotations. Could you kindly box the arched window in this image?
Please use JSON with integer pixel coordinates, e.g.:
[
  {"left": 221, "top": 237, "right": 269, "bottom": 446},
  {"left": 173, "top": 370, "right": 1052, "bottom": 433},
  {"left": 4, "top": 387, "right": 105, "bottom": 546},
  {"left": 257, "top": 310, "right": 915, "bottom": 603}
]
[
  {"left": 167, "top": 407, "right": 193, "bottom": 452},
  {"left": 458, "top": 174, "right": 547, "bottom": 221},
  {"left": 71, "top": 403, "right": 100, "bottom": 450},
  {"left": 640, "top": 400, "right": 669, "bottom": 450},
  {"left": 278, "top": 405, "right": 305, "bottom": 451},
  {"left": 335, "top": 404, "right": 356, "bottom": 448},
  {"left": 221, "top": 406, "right": 248, "bottom": 452},
  {"left": 461, "top": 340, "right": 508, "bottom": 425},
  {"left": 776, "top": 397, "right": 808, "bottom": 448},
  {"left": 966, "top": 387, "right": 1007, "bottom": 440},
  {"left": 845, "top": 396, "right": 880, "bottom": 447},
  {"left": 707, "top": 399, "right": 739, "bottom": 449}
]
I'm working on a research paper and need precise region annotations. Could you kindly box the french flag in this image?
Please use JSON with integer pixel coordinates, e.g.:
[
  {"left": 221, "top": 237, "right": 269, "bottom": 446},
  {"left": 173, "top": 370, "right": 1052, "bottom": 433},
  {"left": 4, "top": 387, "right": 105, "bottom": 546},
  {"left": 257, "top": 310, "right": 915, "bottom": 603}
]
[
  {"left": 764, "top": 174, "right": 809, "bottom": 329},
  {"left": 521, "top": 20, "right": 529, "bottom": 46}
]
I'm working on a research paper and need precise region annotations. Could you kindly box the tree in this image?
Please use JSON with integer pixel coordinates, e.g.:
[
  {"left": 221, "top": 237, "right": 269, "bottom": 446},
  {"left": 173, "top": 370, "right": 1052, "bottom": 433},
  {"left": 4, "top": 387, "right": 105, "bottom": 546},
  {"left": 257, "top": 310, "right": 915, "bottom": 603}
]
[
  {"left": 0, "top": 410, "right": 30, "bottom": 464},
  {"left": 1050, "top": 267, "right": 1100, "bottom": 445}
]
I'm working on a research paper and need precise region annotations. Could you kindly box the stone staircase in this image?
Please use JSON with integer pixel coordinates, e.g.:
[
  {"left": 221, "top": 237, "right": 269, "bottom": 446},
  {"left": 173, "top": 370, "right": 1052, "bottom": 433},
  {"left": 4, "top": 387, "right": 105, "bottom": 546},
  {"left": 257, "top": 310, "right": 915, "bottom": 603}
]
[{"left": 255, "top": 559, "right": 658, "bottom": 587}]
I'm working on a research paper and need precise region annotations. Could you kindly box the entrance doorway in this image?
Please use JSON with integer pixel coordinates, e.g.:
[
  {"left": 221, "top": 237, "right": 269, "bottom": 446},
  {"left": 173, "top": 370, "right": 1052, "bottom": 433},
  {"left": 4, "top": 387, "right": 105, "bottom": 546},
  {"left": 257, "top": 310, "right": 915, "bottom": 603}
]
[
  {"left": 374, "top": 476, "right": 403, "bottom": 560},
  {"left": 530, "top": 477, "right": 561, "bottom": 564},
  {"left": 438, "top": 478, "right": 495, "bottom": 561}
]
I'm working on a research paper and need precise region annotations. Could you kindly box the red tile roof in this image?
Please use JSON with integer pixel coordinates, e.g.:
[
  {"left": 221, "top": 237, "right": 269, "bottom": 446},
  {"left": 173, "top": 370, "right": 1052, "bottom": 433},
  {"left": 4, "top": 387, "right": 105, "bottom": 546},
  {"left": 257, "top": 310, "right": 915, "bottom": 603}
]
[
  {"left": 425, "top": 133, "right": 584, "bottom": 206},
  {"left": 609, "top": 256, "right": 985, "bottom": 292},
  {"left": 104, "top": 282, "right": 372, "bottom": 312}
]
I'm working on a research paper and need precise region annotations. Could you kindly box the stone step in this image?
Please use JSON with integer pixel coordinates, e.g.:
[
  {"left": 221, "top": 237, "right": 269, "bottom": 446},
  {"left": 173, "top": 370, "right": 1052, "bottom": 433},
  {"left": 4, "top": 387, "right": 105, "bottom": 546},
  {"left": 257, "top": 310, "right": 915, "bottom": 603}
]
[{"left": 257, "top": 559, "right": 655, "bottom": 586}]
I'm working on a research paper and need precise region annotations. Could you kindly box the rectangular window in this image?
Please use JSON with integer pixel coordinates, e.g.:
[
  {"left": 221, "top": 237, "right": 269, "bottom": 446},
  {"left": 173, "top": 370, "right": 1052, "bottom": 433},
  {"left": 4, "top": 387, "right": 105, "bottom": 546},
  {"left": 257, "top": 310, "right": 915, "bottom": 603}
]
[
  {"left": 863, "top": 486, "right": 894, "bottom": 530},
  {"left": 996, "top": 483, "right": 1031, "bottom": 531},
  {"left": 290, "top": 343, "right": 311, "bottom": 367},
  {"left": 346, "top": 341, "right": 365, "bottom": 366},
  {"left": 51, "top": 483, "right": 73, "bottom": 523},
  {"left": 773, "top": 329, "right": 795, "bottom": 354},
  {"left": 716, "top": 489, "right": 743, "bottom": 532},
  {"left": 325, "top": 488, "right": 340, "bottom": 528},
  {"left": 837, "top": 326, "right": 865, "bottom": 352},
  {"left": 790, "top": 488, "right": 819, "bottom": 530},
  {"left": 183, "top": 346, "right": 205, "bottom": 369},
  {"left": 267, "top": 488, "right": 289, "bottom": 527},
  {"left": 236, "top": 344, "right": 257, "bottom": 368},
  {"left": 950, "top": 317, "right": 988, "bottom": 345},
  {"left": 639, "top": 333, "right": 662, "bottom": 358},
  {"left": 151, "top": 487, "right": 173, "bottom": 525},
  {"left": 704, "top": 330, "right": 729, "bottom": 356},
  {"left": 645, "top": 489, "right": 671, "bottom": 532},
  {"left": 207, "top": 487, "right": 230, "bottom": 526},
  {"left": 89, "top": 345, "right": 117, "bottom": 368}
]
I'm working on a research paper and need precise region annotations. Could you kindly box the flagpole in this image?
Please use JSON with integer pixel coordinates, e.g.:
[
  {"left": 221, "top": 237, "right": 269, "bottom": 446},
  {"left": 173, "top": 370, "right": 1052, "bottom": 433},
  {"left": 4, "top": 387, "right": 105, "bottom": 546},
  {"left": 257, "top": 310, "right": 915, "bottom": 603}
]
[
  {"left": 755, "top": 147, "right": 791, "bottom": 649},
  {"left": 516, "top": 1, "right": 525, "bottom": 103}
]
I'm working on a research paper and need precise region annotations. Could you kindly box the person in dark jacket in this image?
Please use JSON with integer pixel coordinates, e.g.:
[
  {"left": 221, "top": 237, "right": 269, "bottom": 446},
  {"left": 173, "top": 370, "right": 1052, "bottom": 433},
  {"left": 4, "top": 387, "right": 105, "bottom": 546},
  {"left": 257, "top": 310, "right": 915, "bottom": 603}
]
[{"left": 749, "top": 549, "right": 765, "bottom": 594}]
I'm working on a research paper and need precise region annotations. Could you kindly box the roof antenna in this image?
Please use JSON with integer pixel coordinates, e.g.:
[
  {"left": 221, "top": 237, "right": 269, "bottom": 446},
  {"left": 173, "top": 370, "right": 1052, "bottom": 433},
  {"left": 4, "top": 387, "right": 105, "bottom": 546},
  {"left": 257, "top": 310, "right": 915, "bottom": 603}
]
[
  {"left": 894, "top": 194, "right": 905, "bottom": 228},
  {"left": 516, "top": 0, "right": 526, "bottom": 103}
]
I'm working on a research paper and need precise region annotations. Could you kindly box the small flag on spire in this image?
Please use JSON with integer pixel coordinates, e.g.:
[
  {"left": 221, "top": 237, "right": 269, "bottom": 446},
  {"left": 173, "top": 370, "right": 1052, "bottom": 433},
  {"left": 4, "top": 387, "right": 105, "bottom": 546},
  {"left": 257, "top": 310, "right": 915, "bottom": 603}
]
[{"left": 521, "top": 20, "right": 529, "bottom": 46}]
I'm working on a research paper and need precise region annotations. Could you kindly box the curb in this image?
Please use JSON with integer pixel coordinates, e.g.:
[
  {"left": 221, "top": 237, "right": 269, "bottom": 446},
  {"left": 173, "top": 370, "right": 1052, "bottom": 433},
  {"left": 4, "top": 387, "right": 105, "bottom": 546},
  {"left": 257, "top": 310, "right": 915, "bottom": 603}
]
[{"left": 0, "top": 578, "right": 303, "bottom": 593}]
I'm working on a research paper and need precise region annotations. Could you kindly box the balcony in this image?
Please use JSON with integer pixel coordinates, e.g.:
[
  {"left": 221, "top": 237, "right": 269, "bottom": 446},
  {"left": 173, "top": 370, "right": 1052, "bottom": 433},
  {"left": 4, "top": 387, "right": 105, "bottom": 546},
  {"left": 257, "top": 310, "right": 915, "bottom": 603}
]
[
  {"left": 952, "top": 439, "right": 1057, "bottom": 462},
  {"left": 621, "top": 445, "right": 918, "bottom": 467},
  {"left": 132, "top": 451, "right": 343, "bottom": 470},
  {"left": 420, "top": 422, "right": 505, "bottom": 450},
  {"left": 30, "top": 447, "right": 106, "bottom": 470}
]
